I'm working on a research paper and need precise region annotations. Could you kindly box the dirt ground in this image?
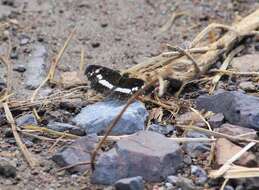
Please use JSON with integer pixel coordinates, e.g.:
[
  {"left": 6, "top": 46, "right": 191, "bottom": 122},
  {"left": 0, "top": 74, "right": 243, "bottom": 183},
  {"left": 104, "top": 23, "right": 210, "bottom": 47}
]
[{"left": 0, "top": 0, "right": 259, "bottom": 189}]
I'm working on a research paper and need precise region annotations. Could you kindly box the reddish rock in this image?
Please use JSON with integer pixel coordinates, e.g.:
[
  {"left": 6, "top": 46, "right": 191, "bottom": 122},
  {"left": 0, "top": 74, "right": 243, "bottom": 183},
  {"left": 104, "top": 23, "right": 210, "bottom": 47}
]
[
  {"left": 215, "top": 138, "right": 256, "bottom": 167},
  {"left": 214, "top": 123, "right": 257, "bottom": 139}
]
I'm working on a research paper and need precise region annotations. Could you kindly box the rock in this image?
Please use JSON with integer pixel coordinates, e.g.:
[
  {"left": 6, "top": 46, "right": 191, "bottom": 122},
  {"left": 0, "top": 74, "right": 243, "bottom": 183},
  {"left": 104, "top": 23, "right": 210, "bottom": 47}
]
[
  {"left": 166, "top": 176, "right": 197, "bottom": 190},
  {"left": 231, "top": 54, "right": 259, "bottom": 72},
  {"left": 147, "top": 124, "right": 176, "bottom": 136},
  {"left": 91, "top": 131, "right": 183, "bottom": 185},
  {"left": 239, "top": 81, "right": 256, "bottom": 91},
  {"left": 16, "top": 113, "right": 37, "bottom": 127},
  {"left": 0, "top": 158, "right": 16, "bottom": 178},
  {"left": 47, "top": 122, "right": 85, "bottom": 136},
  {"left": 215, "top": 138, "right": 256, "bottom": 166},
  {"left": 60, "top": 71, "right": 86, "bottom": 89},
  {"left": 183, "top": 131, "right": 210, "bottom": 158},
  {"left": 208, "top": 113, "right": 224, "bottom": 128},
  {"left": 190, "top": 165, "right": 207, "bottom": 185},
  {"left": 13, "top": 64, "right": 26, "bottom": 72},
  {"left": 52, "top": 134, "right": 98, "bottom": 173},
  {"left": 196, "top": 91, "right": 259, "bottom": 130},
  {"left": 214, "top": 123, "right": 257, "bottom": 139},
  {"left": 25, "top": 44, "right": 47, "bottom": 90},
  {"left": 114, "top": 176, "right": 144, "bottom": 190},
  {"left": 73, "top": 100, "right": 148, "bottom": 135}
]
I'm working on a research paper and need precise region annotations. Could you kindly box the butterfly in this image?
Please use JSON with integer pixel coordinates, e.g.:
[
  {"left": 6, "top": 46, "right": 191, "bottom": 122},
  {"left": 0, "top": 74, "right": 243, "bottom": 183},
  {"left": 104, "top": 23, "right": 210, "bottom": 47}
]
[{"left": 85, "top": 64, "right": 145, "bottom": 95}]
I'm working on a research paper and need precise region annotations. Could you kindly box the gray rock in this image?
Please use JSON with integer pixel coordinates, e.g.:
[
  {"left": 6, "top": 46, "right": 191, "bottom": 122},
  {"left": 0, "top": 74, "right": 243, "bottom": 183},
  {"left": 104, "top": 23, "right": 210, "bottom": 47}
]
[
  {"left": 208, "top": 113, "right": 224, "bottom": 128},
  {"left": 183, "top": 131, "right": 210, "bottom": 158},
  {"left": 16, "top": 113, "right": 37, "bottom": 127},
  {"left": 91, "top": 131, "right": 183, "bottom": 185},
  {"left": 0, "top": 158, "right": 16, "bottom": 178},
  {"left": 114, "top": 176, "right": 144, "bottom": 190},
  {"left": 47, "top": 122, "right": 85, "bottom": 136},
  {"left": 147, "top": 124, "right": 175, "bottom": 135},
  {"left": 52, "top": 134, "right": 98, "bottom": 173},
  {"left": 25, "top": 44, "right": 47, "bottom": 90},
  {"left": 166, "top": 176, "right": 197, "bottom": 190},
  {"left": 196, "top": 91, "right": 259, "bottom": 130},
  {"left": 191, "top": 165, "right": 207, "bottom": 185},
  {"left": 73, "top": 100, "right": 148, "bottom": 135}
]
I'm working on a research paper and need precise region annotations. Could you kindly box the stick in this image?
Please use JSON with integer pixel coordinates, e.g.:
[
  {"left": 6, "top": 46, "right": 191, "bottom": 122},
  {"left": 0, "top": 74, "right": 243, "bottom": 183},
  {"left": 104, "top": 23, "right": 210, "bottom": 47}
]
[{"left": 3, "top": 102, "right": 37, "bottom": 168}]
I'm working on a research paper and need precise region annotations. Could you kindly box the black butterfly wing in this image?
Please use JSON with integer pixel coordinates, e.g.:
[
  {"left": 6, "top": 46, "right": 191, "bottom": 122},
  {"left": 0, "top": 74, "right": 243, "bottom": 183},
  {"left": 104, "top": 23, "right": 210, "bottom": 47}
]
[
  {"left": 85, "top": 64, "right": 145, "bottom": 95},
  {"left": 85, "top": 65, "right": 122, "bottom": 92}
]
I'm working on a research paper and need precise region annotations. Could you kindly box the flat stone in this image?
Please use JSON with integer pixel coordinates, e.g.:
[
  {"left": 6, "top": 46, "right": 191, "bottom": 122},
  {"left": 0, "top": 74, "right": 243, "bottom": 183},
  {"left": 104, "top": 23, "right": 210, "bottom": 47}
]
[
  {"left": 214, "top": 123, "right": 257, "bottom": 139},
  {"left": 25, "top": 44, "right": 47, "bottom": 90},
  {"left": 231, "top": 54, "right": 259, "bottom": 72},
  {"left": 52, "top": 134, "right": 98, "bottom": 173},
  {"left": 91, "top": 131, "right": 183, "bottom": 185},
  {"left": 183, "top": 131, "right": 210, "bottom": 158},
  {"left": 16, "top": 113, "right": 37, "bottom": 127},
  {"left": 0, "top": 158, "right": 16, "bottom": 178},
  {"left": 196, "top": 91, "right": 259, "bottom": 130},
  {"left": 208, "top": 113, "right": 224, "bottom": 128},
  {"left": 73, "top": 100, "right": 148, "bottom": 135},
  {"left": 47, "top": 122, "right": 85, "bottom": 136},
  {"left": 114, "top": 176, "right": 144, "bottom": 190},
  {"left": 215, "top": 138, "right": 256, "bottom": 166}
]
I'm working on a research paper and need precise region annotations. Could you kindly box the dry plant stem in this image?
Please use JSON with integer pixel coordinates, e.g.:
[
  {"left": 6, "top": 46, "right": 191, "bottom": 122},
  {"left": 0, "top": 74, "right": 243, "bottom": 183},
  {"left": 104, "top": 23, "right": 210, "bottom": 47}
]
[
  {"left": 56, "top": 161, "right": 91, "bottom": 172},
  {"left": 3, "top": 103, "right": 37, "bottom": 168},
  {"left": 102, "top": 135, "right": 215, "bottom": 142},
  {"left": 212, "top": 69, "right": 259, "bottom": 76},
  {"left": 190, "top": 108, "right": 215, "bottom": 165},
  {"left": 210, "top": 45, "right": 244, "bottom": 93},
  {"left": 177, "top": 125, "right": 259, "bottom": 144},
  {"left": 223, "top": 166, "right": 259, "bottom": 178},
  {"left": 23, "top": 125, "right": 79, "bottom": 139},
  {"left": 79, "top": 47, "right": 85, "bottom": 74},
  {"left": 90, "top": 79, "right": 157, "bottom": 171},
  {"left": 158, "top": 12, "right": 185, "bottom": 33},
  {"left": 220, "top": 178, "right": 230, "bottom": 190},
  {"left": 210, "top": 142, "right": 256, "bottom": 178},
  {"left": 190, "top": 23, "right": 240, "bottom": 48},
  {"left": 168, "top": 46, "right": 201, "bottom": 74}
]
